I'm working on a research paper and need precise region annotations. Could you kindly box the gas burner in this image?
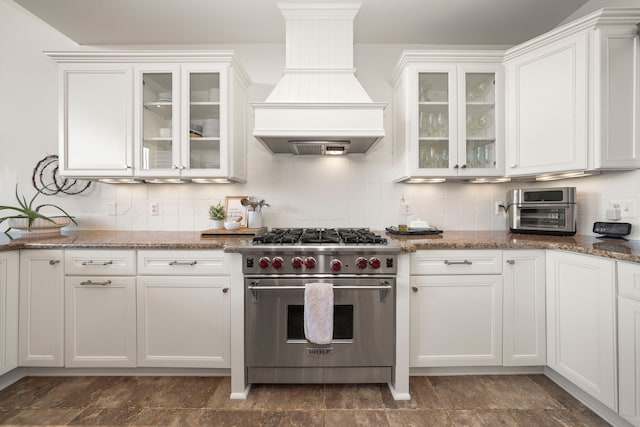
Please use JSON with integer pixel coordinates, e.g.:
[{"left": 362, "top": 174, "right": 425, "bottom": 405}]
[{"left": 252, "top": 227, "right": 387, "bottom": 245}]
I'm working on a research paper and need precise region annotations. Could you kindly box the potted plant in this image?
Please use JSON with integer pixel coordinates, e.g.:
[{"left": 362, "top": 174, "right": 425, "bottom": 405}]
[
  {"left": 0, "top": 185, "right": 77, "bottom": 234},
  {"left": 208, "top": 202, "right": 226, "bottom": 229}
]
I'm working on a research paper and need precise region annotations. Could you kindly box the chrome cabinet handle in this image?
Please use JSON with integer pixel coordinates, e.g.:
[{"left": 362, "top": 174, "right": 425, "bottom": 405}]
[
  {"left": 222, "top": 287, "right": 229, "bottom": 293},
  {"left": 510, "top": 164, "right": 517, "bottom": 168},
  {"left": 444, "top": 259, "right": 472, "bottom": 265},
  {"left": 49, "top": 259, "right": 60, "bottom": 265},
  {"left": 412, "top": 286, "right": 419, "bottom": 292},
  {"left": 179, "top": 165, "right": 186, "bottom": 170},
  {"left": 453, "top": 164, "right": 459, "bottom": 169},
  {"left": 506, "top": 259, "right": 515, "bottom": 265},
  {"left": 81, "top": 260, "right": 113, "bottom": 266},
  {"left": 460, "top": 164, "right": 467, "bottom": 169},
  {"left": 80, "top": 280, "right": 112, "bottom": 286},
  {"left": 124, "top": 165, "right": 132, "bottom": 169},
  {"left": 168, "top": 260, "right": 197, "bottom": 266},
  {"left": 172, "top": 165, "right": 179, "bottom": 169}
]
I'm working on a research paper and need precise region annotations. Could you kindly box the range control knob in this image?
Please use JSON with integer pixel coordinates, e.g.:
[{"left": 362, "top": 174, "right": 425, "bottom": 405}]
[
  {"left": 369, "top": 257, "right": 382, "bottom": 269},
  {"left": 271, "top": 257, "right": 284, "bottom": 270},
  {"left": 258, "top": 257, "right": 271, "bottom": 269},
  {"left": 291, "top": 256, "right": 303, "bottom": 269},
  {"left": 355, "top": 257, "right": 368, "bottom": 269},
  {"left": 304, "top": 257, "right": 316, "bottom": 269},
  {"left": 330, "top": 259, "right": 342, "bottom": 272}
]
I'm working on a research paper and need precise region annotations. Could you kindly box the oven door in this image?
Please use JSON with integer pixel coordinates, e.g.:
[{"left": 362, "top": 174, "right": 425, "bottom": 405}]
[{"left": 245, "top": 277, "right": 395, "bottom": 368}]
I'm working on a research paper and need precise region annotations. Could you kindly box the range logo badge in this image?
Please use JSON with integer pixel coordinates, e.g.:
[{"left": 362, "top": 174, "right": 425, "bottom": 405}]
[{"left": 307, "top": 348, "right": 332, "bottom": 356}]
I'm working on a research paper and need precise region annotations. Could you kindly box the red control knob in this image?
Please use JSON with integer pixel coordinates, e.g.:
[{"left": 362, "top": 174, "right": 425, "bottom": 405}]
[
  {"left": 291, "top": 257, "right": 303, "bottom": 269},
  {"left": 330, "top": 259, "right": 342, "bottom": 272},
  {"left": 271, "top": 257, "right": 284, "bottom": 270},
  {"left": 304, "top": 257, "right": 316, "bottom": 269},
  {"left": 258, "top": 257, "right": 271, "bottom": 269},
  {"left": 369, "top": 257, "right": 382, "bottom": 269},
  {"left": 356, "top": 257, "right": 368, "bottom": 269}
]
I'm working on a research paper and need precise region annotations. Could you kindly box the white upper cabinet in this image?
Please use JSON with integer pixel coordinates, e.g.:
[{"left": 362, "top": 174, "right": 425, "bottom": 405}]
[
  {"left": 392, "top": 52, "right": 504, "bottom": 182},
  {"left": 57, "top": 63, "right": 134, "bottom": 178},
  {"left": 505, "top": 9, "right": 640, "bottom": 177},
  {"left": 47, "top": 51, "right": 251, "bottom": 183}
]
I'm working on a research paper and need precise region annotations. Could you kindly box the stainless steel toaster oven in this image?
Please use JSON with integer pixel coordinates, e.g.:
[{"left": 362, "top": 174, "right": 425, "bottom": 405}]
[{"left": 507, "top": 187, "right": 576, "bottom": 235}]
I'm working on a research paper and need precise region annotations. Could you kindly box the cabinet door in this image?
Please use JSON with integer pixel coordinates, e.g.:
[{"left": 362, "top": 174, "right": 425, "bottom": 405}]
[
  {"left": 65, "top": 276, "right": 136, "bottom": 367},
  {"left": 414, "top": 66, "right": 458, "bottom": 177},
  {"left": 410, "top": 275, "right": 503, "bottom": 367},
  {"left": 546, "top": 250, "right": 616, "bottom": 411},
  {"left": 458, "top": 66, "right": 504, "bottom": 177},
  {"left": 134, "top": 65, "right": 180, "bottom": 178},
  {"left": 137, "top": 276, "right": 230, "bottom": 368},
  {"left": 506, "top": 32, "right": 588, "bottom": 176},
  {"left": 619, "top": 296, "right": 640, "bottom": 425},
  {"left": 503, "top": 250, "right": 545, "bottom": 366},
  {"left": 19, "top": 250, "right": 64, "bottom": 367},
  {"left": 0, "top": 252, "right": 19, "bottom": 376},
  {"left": 59, "top": 64, "right": 133, "bottom": 177},
  {"left": 180, "top": 64, "right": 227, "bottom": 179}
]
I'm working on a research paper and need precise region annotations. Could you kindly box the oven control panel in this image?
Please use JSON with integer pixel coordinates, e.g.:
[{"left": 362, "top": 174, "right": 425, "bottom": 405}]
[{"left": 243, "top": 253, "right": 397, "bottom": 275}]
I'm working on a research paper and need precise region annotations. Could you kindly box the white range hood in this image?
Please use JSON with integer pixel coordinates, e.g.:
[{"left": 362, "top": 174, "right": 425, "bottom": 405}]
[{"left": 252, "top": 3, "right": 386, "bottom": 155}]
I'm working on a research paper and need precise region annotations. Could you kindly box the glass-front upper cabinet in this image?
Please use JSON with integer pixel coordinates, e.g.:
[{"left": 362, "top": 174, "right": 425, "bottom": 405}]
[
  {"left": 392, "top": 52, "right": 504, "bottom": 182},
  {"left": 134, "top": 57, "right": 250, "bottom": 182}
]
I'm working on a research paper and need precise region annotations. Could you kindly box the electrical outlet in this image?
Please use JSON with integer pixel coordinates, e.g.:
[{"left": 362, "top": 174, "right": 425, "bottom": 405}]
[
  {"left": 495, "top": 201, "right": 505, "bottom": 215},
  {"left": 609, "top": 200, "right": 636, "bottom": 218},
  {"left": 149, "top": 202, "right": 159, "bottom": 216},
  {"left": 107, "top": 201, "right": 117, "bottom": 216}
]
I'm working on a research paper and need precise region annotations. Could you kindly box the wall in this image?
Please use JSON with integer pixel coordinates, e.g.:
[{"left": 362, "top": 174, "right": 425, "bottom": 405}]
[{"left": 1, "top": 0, "right": 639, "bottom": 238}]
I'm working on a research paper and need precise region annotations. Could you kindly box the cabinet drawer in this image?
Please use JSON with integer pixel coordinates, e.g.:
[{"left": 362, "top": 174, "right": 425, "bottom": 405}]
[
  {"left": 618, "top": 261, "right": 640, "bottom": 301},
  {"left": 411, "top": 250, "right": 503, "bottom": 275},
  {"left": 137, "top": 250, "right": 229, "bottom": 276},
  {"left": 65, "top": 250, "right": 136, "bottom": 276}
]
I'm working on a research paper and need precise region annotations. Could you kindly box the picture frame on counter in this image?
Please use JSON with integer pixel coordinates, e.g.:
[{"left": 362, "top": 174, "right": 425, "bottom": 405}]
[{"left": 225, "top": 196, "right": 248, "bottom": 227}]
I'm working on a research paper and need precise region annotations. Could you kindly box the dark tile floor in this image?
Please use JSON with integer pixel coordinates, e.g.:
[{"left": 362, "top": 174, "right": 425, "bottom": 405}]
[{"left": 0, "top": 375, "right": 610, "bottom": 426}]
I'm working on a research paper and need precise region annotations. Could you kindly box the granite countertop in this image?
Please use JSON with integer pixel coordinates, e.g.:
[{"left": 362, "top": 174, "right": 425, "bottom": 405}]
[{"left": 1, "top": 229, "right": 640, "bottom": 264}]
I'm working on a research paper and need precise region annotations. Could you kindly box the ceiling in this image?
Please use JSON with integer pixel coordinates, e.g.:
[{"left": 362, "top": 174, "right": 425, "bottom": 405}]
[{"left": 14, "top": 0, "right": 589, "bottom": 46}]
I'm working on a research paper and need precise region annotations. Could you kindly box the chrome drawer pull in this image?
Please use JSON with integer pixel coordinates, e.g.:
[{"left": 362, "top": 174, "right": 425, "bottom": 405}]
[
  {"left": 412, "top": 286, "right": 419, "bottom": 292},
  {"left": 80, "top": 280, "right": 112, "bottom": 286},
  {"left": 222, "top": 287, "right": 229, "bottom": 293},
  {"left": 81, "top": 260, "right": 114, "bottom": 266},
  {"left": 49, "top": 259, "right": 60, "bottom": 265},
  {"left": 444, "top": 259, "right": 472, "bottom": 265},
  {"left": 168, "top": 260, "right": 198, "bottom": 266}
]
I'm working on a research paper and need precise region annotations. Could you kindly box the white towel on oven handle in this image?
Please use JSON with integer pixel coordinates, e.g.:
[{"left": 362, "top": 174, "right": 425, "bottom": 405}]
[{"left": 304, "top": 282, "right": 334, "bottom": 345}]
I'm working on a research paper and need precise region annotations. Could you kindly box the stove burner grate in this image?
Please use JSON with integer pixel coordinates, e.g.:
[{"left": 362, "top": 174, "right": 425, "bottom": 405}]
[{"left": 252, "top": 227, "right": 387, "bottom": 245}]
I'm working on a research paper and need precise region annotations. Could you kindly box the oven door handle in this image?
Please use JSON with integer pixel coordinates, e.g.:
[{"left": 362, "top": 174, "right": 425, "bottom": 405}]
[
  {"left": 247, "top": 284, "right": 393, "bottom": 303},
  {"left": 247, "top": 285, "right": 392, "bottom": 291}
]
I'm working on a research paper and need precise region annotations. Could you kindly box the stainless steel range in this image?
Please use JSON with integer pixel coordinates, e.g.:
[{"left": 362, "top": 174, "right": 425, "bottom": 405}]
[{"left": 241, "top": 228, "right": 400, "bottom": 384}]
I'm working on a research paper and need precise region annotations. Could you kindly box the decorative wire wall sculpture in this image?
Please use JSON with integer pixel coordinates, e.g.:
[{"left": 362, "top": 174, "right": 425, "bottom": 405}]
[{"left": 31, "top": 155, "right": 92, "bottom": 195}]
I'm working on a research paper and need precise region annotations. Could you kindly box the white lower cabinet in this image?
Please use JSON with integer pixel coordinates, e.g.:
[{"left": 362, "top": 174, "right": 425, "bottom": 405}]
[
  {"left": 64, "top": 250, "right": 137, "bottom": 367},
  {"left": 546, "top": 250, "right": 617, "bottom": 411},
  {"left": 618, "top": 261, "right": 640, "bottom": 426},
  {"left": 136, "top": 275, "right": 230, "bottom": 368},
  {"left": 65, "top": 276, "right": 136, "bottom": 367},
  {"left": 502, "top": 250, "right": 546, "bottom": 366},
  {"left": 410, "top": 250, "right": 504, "bottom": 367},
  {"left": 19, "top": 250, "right": 65, "bottom": 367},
  {"left": 0, "top": 252, "right": 19, "bottom": 376}
]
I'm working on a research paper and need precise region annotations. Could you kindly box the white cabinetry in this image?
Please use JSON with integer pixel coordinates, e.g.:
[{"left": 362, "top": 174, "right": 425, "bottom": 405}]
[
  {"left": 0, "top": 252, "right": 18, "bottom": 376},
  {"left": 505, "top": 9, "right": 640, "bottom": 177},
  {"left": 410, "top": 250, "right": 503, "bottom": 366},
  {"left": 546, "top": 250, "right": 617, "bottom": 411},
  {"left": 64, "top": 250, "right": 137, "bottom": 367},
  {"left": 502, "top": 250, "right": 546, "bottom": 366},
  {"left": 56, "top": 63, "right": 134, "bottom": 178},
  {"left": 19, "top": 250, "right": 64, "bottom": 367},
  {"left": 136, "top": 250, "right": 230, "bottom": 368},
  {"left": 618, "top": 261, "right": 640, "bottom": 426},
  {"left": 392, "top": 52, "right": 504, "bottom": 181},
  {"left": 47, "top": 51, "right": 250, "bottom": 182}
]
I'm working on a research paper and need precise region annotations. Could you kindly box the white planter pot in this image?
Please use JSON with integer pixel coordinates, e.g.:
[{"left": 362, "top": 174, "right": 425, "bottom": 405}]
[{"left": 210, "top": 219, "right": 224, "bottom": 229}]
